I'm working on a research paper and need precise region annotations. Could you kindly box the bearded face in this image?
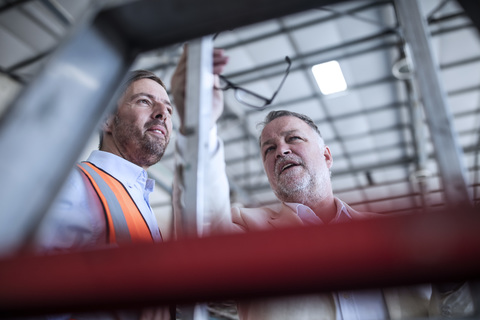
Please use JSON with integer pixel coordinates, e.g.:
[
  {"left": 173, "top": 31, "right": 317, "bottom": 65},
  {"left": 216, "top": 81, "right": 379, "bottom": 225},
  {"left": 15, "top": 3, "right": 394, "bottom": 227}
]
[
  {"left": 260, "top": 116, "right": 333, "bottom": 204},
  {"left": 272, "top": 153, "right": 331, "bottom": 204},
  {"left": 102, "top": 78, "right": 173, "bottom": 169},
  {"left": 111, "top": 114, "right": 170, "bottom": 168}
]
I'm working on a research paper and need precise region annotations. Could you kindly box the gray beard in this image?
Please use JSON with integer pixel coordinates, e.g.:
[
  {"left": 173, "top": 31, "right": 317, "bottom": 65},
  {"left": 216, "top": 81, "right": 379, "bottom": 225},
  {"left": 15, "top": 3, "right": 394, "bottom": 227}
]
[
  {"left": 274, "top": 167, "right": 331, "bottom": 205},
  {"left": 274, "top": 170, "right": 314, "bottom": 204}
]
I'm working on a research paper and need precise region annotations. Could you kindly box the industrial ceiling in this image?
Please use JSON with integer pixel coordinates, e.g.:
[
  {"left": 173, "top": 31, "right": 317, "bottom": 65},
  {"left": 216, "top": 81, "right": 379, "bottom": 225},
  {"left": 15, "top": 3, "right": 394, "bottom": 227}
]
[
  {"left": 0, "top": 0, "right": 479, "bottom": 317},
  {"left": 150, "top": 0, "right": 480, "bottom": 220}
]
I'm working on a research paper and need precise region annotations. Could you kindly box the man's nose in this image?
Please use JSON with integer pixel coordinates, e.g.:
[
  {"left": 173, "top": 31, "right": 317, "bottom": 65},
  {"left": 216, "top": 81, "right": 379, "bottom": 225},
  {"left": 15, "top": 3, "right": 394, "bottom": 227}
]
[
  {"left": 153, "top": 104, "right": 168, "bottom": 120},
  {"left": 276, "top": 145, "right": 291, "bottom": 158}
]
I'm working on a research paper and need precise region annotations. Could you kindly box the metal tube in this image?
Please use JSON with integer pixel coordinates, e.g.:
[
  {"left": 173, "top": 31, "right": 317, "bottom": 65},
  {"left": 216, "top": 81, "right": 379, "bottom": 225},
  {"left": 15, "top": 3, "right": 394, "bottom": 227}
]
[
  {"left": 0, "top": 15, "right": 134, "bottom": 257},
  {"left": 180, "top": 37, "right": 213, "bottom": 238},
  {"left": 178, "top": 36, "right": 213, "bottom": 320},
  {"left": 394, "top": 0, "right": 472, "bottom": 209},
  {"left": 0, "top": 208, "right": 479, "bottom": 317}
]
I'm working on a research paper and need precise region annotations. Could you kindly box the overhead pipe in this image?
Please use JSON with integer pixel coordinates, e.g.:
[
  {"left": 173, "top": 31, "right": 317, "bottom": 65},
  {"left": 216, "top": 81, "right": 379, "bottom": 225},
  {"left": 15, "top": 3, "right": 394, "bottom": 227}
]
[{"left": 0, "top": 207, "right": 479, "bottom": 317}]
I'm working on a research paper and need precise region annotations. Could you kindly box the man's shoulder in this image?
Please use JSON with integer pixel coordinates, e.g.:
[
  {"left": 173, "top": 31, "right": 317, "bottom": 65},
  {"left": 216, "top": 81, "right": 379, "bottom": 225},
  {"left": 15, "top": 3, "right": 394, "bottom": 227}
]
[
  {"left": 236, "top": 203, "right": 283, "bottom": 214},
  {"left": 54, "top": 164, "right": 101, "bottom": 208},
  {"left": 231, "top": 202, "right": 301, "bottom": 231},
  {"left": 340, "top": 199, "right": 383, "bottom": 220},
  {"left": 232, "top": 204, "right": 272, "bottom": 223}
]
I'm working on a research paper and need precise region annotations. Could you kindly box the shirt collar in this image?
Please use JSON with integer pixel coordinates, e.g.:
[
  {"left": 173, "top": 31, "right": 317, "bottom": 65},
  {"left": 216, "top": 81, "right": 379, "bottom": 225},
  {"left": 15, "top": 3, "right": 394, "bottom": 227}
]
[
  {"left": 86, "top": 150, "right": 155, "bottom": 192},
  {"left": 285, "top": 197, "right": 352, "bottom": 225}
]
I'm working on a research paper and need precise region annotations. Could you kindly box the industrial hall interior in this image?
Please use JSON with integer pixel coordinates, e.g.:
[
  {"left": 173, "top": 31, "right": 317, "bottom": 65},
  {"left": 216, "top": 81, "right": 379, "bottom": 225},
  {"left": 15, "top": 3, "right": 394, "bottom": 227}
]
[{"left": 0, "top": 0, "right": 479, "bottom": 319}]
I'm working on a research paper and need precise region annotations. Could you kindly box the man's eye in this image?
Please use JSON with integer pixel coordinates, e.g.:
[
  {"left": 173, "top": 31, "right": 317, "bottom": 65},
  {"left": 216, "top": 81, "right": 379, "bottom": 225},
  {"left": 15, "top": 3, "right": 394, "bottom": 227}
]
[
  {"left": 139, "top": 99, "right": 150, "bottom": 105},
  {"left": 264, "top": 146, "right": 274, "bottom": 155},
  {"left": 289, "top": 136, "right": 301, "bottom": 141}
]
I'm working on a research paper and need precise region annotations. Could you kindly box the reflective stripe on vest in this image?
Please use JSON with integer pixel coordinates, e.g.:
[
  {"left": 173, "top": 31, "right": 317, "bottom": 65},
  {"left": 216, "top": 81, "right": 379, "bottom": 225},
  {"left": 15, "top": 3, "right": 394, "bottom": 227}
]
[{"left": 78, "top": 162, "right": 154, "bottom": 244}]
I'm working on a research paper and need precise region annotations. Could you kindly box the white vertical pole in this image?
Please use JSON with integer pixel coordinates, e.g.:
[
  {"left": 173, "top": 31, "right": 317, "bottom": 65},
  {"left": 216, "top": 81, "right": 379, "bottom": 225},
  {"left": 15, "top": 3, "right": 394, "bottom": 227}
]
[
  {"left": 182, "top": 36, "right": 213, "bottom": 237},
  {"left": 179, "top": 36, "right": 213, "bottom": 319}
]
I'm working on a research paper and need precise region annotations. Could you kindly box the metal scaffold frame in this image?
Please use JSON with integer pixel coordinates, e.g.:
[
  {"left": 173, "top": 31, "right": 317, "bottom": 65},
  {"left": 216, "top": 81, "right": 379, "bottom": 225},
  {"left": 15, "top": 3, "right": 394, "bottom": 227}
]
[{"left": 0, "top": 0, "right": 328, "bottom": 256}]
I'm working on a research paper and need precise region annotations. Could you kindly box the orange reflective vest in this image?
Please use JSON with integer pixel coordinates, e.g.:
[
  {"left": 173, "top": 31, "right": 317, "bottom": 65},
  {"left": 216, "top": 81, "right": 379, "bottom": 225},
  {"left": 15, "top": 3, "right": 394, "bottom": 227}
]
[{"left": 78, "top": 161, "right": 155, "bottom": 244}]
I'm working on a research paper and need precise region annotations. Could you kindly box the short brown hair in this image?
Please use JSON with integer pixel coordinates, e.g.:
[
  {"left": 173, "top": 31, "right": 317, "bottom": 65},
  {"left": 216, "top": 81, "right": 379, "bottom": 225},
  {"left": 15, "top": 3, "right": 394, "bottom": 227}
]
[
  {"left": 119, "top": 69, "right": 166, "bottom": 95},
  {"left": 98, "top": 70, "right": 166, "bottom": 149}
]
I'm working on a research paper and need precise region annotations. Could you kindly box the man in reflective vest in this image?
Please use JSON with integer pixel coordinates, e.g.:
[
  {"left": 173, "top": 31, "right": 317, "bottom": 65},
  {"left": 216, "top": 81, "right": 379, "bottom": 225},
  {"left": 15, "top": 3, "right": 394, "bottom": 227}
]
[
  {"left": 36, "top": 70, "right": 173, "bottom": 250},
  {"left": 34, "top": 50, "right": 230, "bottom": 319}
]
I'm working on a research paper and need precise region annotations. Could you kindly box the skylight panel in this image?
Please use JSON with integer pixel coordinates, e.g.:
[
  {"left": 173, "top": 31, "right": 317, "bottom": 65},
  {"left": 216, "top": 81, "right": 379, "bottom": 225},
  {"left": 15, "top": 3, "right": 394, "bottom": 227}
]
[{"left": 311, "top": 60, "right": 347, "bottom": 95}]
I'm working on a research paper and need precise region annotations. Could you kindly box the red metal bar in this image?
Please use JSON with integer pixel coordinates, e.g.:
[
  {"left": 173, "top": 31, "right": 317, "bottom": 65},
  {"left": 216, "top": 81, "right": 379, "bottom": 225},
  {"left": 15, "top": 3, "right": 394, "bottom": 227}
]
[{"left": 0, "top": 208, "right": 479, "bottom": 317}]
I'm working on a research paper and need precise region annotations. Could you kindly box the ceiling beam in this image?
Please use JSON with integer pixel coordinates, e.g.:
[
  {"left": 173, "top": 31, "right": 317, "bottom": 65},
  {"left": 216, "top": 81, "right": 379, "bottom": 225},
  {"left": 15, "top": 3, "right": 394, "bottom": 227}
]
[
  {"left": 394, "top": 0, "right": 471, "bottom": 209},
  {"left": 456, "top": 0, "right": 480, "bottom": 33},
  {"left": 223, "top": 22, "right": 472, "bottom": 85}
]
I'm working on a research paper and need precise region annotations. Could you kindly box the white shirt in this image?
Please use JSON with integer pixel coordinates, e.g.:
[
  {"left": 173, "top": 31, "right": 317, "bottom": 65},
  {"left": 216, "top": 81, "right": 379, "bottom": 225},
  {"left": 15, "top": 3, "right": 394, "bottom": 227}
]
[{"left": 285, "top": 199, "right": 388, "bottom": 320}]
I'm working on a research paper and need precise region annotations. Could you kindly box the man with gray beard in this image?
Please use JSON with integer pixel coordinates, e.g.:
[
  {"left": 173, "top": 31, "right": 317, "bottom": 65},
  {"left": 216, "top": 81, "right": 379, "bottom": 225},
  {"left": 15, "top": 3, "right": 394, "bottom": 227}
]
[
  {"left": 168, "top": 46, "right": 474, "bottom": 319},
  {"left": 188, "top": 109, "right": 472, "bottom": 319},
  {"left": 230, "top": 110, "right": 379, "bottom": 232},
  {"left": 260, "top": 110, "right": 335, "bottom": 221}
]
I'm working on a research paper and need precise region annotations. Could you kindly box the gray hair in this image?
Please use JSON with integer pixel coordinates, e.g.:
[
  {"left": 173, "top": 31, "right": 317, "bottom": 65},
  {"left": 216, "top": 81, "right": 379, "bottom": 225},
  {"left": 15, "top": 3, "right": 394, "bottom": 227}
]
[{"left": 257, "top": 110, "right": 322, "bottom": 146}]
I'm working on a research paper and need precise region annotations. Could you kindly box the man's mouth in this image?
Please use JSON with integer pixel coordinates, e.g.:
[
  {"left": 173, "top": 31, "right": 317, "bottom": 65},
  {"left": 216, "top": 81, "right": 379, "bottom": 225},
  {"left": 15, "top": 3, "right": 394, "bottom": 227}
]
[
  {"left": 277, "top": 160, "right": 301, "bottom": 175},
  {"left": 147, "top": 125, "right": 166, "bottom": 136},
  {"left": 281, "top": 163, "right": 296, "bottom": 172}
]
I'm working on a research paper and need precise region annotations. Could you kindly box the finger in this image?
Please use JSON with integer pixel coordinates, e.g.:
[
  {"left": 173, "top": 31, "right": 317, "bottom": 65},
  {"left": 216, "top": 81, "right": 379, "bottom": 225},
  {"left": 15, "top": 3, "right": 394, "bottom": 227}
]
[
  {"left": 213, "top": 48, "right": 225, "bottom": 58},
  {"left": 175, "top": 44, "right": 188, "bottom": 71},
  {"left": 213, "top": 62, "right": 228, "bottom": 75},
  {"left": 213, "top": 55, "right": 229, "bottom": 66},
  {"left": 171, "top": 45, "right": 189, "bottom": 85},
  {"left": 213, "top": 48, "right": 229, "bottom": 68},
  {"left": 213, "top": 74, "right": 221, "bottom": 87},
  {"left": 213, "top": 48, "right": 228, "bottom": 62},
  {"left": 213, "top": 54, "right": 229, "bottom": 75}
]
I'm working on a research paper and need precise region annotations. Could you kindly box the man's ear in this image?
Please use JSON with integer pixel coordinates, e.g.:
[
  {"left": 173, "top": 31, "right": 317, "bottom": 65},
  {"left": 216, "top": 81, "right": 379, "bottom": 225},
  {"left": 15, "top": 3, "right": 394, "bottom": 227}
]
[
  {"left": 103, "top": 114, "right": 114, "bottom": 133},
  {"left": 324, "top": 145, "right": 333, "bottom": 169}
]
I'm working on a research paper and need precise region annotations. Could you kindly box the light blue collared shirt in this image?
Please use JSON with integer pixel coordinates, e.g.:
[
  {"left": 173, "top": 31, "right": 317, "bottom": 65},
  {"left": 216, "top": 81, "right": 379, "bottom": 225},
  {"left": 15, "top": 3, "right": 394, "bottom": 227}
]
[{"left": 285, "top": 199, "right": 388, "bottom": 320}]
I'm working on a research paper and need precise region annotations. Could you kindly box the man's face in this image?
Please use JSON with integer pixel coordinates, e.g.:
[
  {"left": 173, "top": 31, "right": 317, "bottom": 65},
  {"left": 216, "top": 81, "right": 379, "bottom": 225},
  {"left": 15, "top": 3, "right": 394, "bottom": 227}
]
[
  {"left": 106, "top": 78, "right": 173, "bottom": 169},
  {"left": 260, "top": 116, "right": 333, "bottom": 203}
]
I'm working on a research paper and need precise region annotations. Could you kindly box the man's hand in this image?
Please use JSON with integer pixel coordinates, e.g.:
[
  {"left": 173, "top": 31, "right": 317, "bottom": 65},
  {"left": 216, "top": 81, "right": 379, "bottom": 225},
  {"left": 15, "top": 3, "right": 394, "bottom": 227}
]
[{"left": 170, "top": 44, "right": 229, "bottom": 135}]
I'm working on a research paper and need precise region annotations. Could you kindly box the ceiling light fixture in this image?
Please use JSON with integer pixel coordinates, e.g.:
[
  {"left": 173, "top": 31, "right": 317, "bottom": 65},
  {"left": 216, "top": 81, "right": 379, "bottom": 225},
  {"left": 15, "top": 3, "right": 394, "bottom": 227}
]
[{"left": 311, "top": 60, "right": 347, "bottom": 95}]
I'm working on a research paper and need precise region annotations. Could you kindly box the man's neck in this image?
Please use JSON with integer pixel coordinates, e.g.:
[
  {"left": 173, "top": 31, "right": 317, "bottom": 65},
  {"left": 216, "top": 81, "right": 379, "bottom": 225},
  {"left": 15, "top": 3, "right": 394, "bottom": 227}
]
[
  {"left": 305, "top": 195, "right": 337, "bottom": 224},
  {"left": 100, "top": 146, "right": 150, "bottom": 171}
]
